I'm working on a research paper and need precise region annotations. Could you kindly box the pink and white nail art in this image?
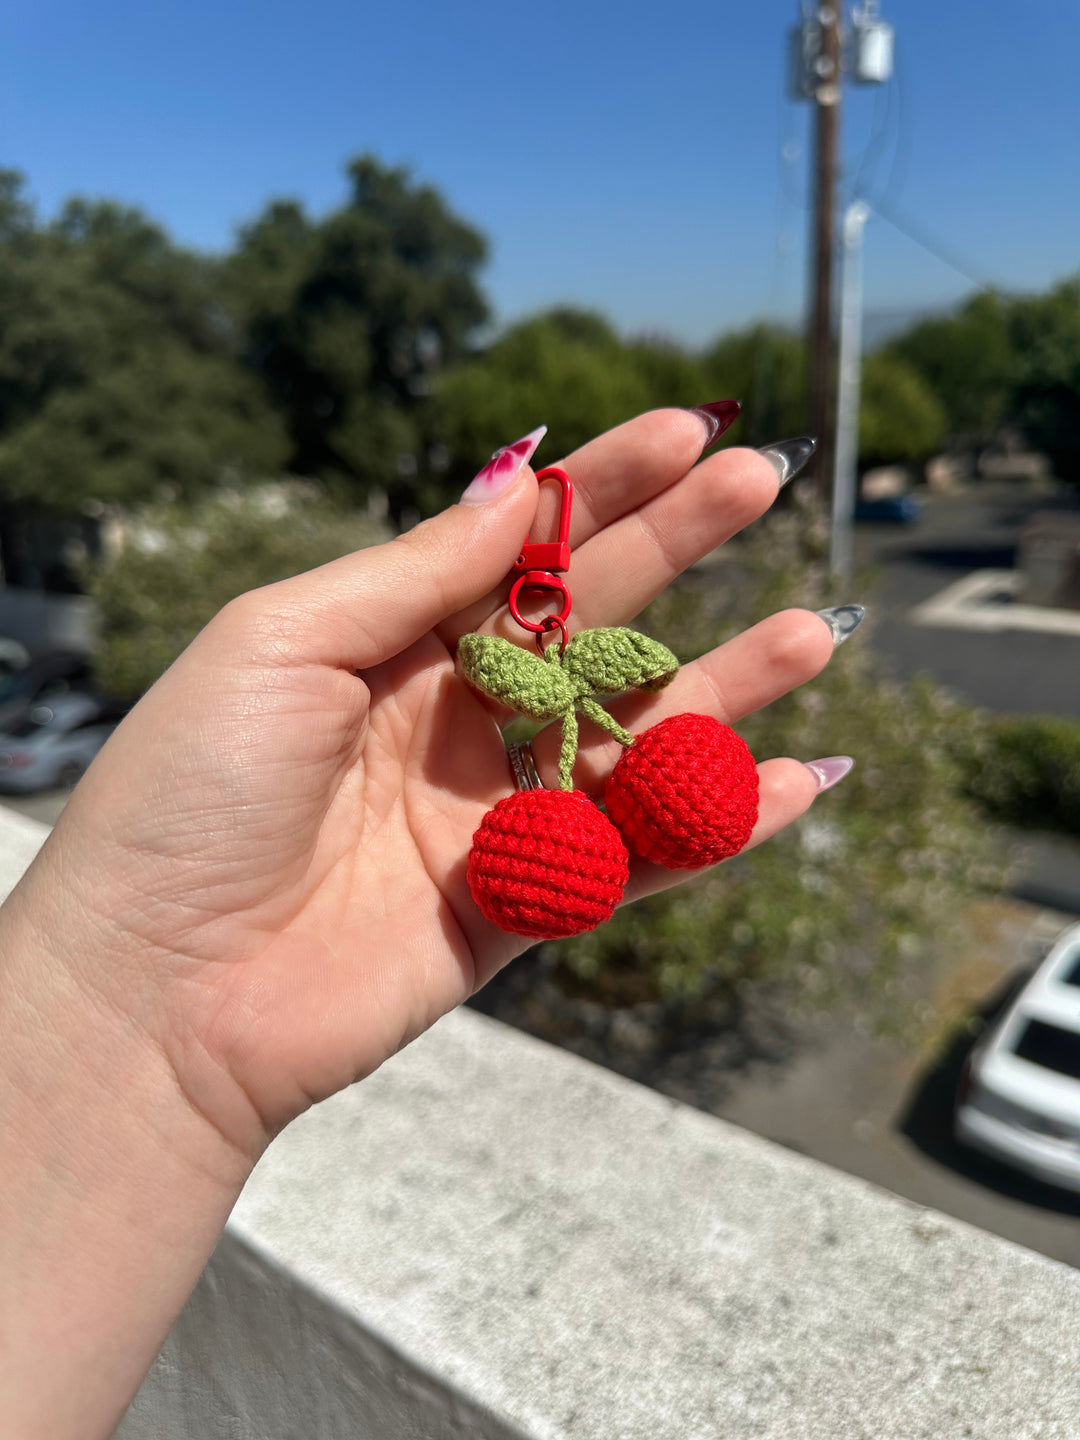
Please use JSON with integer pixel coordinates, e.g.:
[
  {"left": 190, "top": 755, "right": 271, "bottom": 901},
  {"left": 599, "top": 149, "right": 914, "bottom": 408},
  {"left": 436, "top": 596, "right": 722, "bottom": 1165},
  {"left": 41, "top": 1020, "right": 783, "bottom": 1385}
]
[{"left": 461, "top": 426, "right": 547, "bottom": 503}]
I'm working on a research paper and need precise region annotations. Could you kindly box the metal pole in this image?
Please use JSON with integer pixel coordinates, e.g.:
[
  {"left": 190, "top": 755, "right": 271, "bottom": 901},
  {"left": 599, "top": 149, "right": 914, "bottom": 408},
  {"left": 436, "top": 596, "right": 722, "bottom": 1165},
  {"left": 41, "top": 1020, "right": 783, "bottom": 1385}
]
[
  {"left": 830, "top": 200, "right": 870, "bottom": 576},
  {"left": 807, "top": 2, "right": 842, "bottom": 505}
]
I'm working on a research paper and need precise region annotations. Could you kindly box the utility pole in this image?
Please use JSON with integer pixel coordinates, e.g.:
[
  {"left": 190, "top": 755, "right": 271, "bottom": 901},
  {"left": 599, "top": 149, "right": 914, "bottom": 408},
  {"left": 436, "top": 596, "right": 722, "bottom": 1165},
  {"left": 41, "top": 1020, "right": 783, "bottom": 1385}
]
[
  {"left": 788, "top": 2, "right": 894, "bottom": 520},
  {"left": 807, "top": 4, "right": 842, "bottom": 505},
  {"left": 831, "top": 200, "right": 871, "bottom": 576}
]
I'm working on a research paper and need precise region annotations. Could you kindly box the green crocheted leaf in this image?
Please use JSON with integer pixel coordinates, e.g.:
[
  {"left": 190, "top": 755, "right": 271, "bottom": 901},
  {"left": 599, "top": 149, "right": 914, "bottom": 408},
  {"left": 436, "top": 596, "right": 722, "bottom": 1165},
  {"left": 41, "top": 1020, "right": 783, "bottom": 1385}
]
[
  {"left": 458, "top": 633, "right": 574, "bottom": 721},
  {"left": 561, "top": 628, "right": 679, "bottom": 697}
]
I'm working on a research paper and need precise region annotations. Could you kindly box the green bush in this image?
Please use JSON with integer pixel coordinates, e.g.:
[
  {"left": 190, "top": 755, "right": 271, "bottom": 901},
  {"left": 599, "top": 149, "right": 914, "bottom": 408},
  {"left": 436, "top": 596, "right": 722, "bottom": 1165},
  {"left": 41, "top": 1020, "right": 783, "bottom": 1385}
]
[
  {"left": 544, "top": 498, "right": 1005, "bottom": 1034},
  {"left": 86, "top": 484, "right": 389, "bottom": 697},
  {"left": 954, "top": 712, "right": 1080, "bottom": 837}
]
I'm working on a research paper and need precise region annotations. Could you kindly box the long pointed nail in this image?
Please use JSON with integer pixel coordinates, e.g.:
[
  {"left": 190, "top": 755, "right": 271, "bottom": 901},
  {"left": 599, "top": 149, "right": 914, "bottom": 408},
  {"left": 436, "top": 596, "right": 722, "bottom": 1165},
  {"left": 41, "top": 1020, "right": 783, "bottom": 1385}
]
[
  {"left": 815, "top": 604, "right": 866, "bottom": 646},
  {"left": 758, "top": 436, "right": 817, "bottom": 486},
  {"left": 461, "top": 425, "right": 547, "bottom": 504},
  {"left": 689, "top": 399, "right": 741, "bottom": 449},
  {"left": 804, "top": 756, "right": 855, "bottom": 793}
]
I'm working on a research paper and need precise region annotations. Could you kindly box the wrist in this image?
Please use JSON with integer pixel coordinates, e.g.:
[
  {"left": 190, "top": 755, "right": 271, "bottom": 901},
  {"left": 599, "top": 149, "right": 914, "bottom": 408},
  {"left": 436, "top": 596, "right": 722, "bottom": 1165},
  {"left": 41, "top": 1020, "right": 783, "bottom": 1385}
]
[
  {"left": 3, "top": 824, "right": 272, "bottom": 1161},
  {"left": 0, "top": 865, "right": 258, "bottom": 1436}
]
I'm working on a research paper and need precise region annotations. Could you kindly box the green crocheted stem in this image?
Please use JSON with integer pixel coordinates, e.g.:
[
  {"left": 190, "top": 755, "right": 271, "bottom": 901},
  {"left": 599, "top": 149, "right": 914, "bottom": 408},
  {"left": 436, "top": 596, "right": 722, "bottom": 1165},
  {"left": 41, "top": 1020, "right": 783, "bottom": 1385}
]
[
  {"left": 558, "top": 706, "right": 579, "bottom": 791},
  {"left": 579, "top": 697, "right": 635, "bottom": 748}
]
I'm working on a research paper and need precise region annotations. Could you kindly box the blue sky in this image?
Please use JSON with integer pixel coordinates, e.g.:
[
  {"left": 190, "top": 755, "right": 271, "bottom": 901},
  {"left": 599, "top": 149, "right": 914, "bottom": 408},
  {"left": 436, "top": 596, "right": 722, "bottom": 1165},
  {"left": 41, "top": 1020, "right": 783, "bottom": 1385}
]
[{"left": 4, "top": 0, "right": 1079, "bottom": 344}]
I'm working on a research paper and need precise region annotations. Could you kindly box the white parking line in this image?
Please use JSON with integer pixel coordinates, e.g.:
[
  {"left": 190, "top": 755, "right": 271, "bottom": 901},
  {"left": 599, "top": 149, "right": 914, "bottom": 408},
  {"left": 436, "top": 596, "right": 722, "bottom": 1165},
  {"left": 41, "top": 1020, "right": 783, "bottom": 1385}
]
[{"left": 910, "top": 570, "right": 1080, "bottom": 636}]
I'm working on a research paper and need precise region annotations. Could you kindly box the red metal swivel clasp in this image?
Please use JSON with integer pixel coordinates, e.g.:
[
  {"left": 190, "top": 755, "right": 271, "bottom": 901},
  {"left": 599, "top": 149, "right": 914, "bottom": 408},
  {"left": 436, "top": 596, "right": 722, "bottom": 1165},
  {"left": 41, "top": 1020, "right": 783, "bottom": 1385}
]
[{"left": 508, "top": 466, "right": 573, "bottom": 654}]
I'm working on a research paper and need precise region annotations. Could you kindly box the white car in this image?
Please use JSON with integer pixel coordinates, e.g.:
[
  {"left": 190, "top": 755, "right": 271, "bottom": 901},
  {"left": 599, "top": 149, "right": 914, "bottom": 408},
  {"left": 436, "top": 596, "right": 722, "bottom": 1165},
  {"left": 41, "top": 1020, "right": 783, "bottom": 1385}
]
[
  {"left": 0, "top": 693, "right": 118, "bottom": 793},
  {"left": 955, "top": 921, "right": 1080, "bottom": 1193}
]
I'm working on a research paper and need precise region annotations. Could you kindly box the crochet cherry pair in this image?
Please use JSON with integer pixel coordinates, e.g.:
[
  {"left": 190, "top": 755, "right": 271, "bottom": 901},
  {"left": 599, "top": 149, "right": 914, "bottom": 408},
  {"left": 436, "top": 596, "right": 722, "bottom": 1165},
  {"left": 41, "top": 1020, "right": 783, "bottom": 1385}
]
[{"left": 461, "top": 628, "right": 758, "bottom": 939}]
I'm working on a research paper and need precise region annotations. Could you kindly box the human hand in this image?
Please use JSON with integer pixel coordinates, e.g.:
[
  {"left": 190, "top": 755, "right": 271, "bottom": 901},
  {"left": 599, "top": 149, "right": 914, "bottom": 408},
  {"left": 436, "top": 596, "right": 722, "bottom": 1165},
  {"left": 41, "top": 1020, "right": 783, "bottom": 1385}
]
[{"left": 8, "top": 409, "right": 838, "bottom": 1159}]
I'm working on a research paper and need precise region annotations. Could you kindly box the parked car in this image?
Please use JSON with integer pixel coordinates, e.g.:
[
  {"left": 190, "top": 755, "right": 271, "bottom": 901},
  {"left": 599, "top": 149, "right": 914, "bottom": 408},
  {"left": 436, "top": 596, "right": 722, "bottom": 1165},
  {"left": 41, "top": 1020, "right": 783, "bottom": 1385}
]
[
  {"left": 0, "top": 651, "right": 94, "bottom": 732},
  {"left": 853, "top": 495, "right": 922, "bottom": 524},
  {"left": 955, "top": 922, "right": 1080, "bottom": 1193},
  {"left": 0, "top": 693, "right": 120, "bottom": 793}
]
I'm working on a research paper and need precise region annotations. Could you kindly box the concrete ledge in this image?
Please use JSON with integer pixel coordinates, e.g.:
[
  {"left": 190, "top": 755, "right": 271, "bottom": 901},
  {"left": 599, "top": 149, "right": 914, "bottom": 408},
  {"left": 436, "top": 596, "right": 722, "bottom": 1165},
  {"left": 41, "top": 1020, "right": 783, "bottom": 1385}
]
[
  {"left": 3, "top": 807, "right": 1080, "bottom": 1438},
  {"left": 128, "top": 1010, "right": 1080, "bottom": 1439},
  {"left": 117, "top": 1228, "right": 527, "bottom": 1440}
]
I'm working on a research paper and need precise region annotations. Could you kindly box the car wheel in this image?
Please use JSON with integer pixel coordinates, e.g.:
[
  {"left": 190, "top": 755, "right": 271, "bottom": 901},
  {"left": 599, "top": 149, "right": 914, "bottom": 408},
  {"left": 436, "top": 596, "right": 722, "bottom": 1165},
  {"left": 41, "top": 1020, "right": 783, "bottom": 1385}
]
[{"left": 57, "top": 760, "right": 85, "bottom": 788}]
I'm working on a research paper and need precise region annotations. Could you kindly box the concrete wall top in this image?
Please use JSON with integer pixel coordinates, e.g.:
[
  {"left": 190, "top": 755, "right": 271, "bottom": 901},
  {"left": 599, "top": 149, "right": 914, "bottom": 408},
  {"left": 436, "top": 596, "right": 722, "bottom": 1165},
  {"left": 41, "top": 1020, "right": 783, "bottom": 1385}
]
[{"left": 231, "top": 1006, "right": 1080, "bottom": 1440}]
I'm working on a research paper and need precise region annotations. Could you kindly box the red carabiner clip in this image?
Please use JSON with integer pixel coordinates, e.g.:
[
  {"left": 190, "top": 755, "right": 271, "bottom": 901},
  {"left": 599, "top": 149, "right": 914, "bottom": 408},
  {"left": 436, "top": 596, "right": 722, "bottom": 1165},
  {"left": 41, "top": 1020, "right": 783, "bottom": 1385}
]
[
  {"left": 512, "top": 467, "right": 572, "bottom": 576},
  {"left": 507, "top": 467, "right": 573, "bottom": 652}
]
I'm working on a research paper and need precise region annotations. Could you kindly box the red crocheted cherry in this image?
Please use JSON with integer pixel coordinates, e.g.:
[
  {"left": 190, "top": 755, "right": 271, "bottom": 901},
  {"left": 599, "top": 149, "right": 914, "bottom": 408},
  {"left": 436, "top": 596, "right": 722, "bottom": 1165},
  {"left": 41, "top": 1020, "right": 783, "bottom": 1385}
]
[
  {"left": 604, "top": 712, "right": 758, "bottom": 869},
  {"left": 468, "top": 788, "right": 629, "bottom": 939}
]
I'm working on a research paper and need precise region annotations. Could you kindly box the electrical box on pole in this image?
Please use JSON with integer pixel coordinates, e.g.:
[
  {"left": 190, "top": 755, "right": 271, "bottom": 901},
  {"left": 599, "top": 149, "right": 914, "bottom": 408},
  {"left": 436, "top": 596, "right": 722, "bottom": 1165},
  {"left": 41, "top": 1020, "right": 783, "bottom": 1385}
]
[{"left": 850, "top": 2, "right": 894, "bottom": 84}]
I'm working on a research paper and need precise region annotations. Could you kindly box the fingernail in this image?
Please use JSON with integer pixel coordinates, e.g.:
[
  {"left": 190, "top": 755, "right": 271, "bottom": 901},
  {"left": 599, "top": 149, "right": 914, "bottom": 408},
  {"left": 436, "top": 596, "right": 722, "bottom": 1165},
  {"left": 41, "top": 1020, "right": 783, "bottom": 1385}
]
[
  {"left": 689, "top": 399, "right": 741, "bottom": 449},
  {"left": 461, "top": 426, "right": 547, "bottom": 505},
  {"left": 804, "top": 756, "right": 855, "bottom": 793},
  {"left": 815, "top": 604, "right": 865, "bottom": 646},
  {"left": 758, "top": 436, "right": 817, "bottom": 486}
]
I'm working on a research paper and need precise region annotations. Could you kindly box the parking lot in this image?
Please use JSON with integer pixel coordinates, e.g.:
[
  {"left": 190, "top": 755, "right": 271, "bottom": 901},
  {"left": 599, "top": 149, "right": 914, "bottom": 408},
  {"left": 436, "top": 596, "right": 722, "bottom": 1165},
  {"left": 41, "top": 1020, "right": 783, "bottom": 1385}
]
[{"left": 704, "top": 898, "right": 1080, "bottom": 1270}]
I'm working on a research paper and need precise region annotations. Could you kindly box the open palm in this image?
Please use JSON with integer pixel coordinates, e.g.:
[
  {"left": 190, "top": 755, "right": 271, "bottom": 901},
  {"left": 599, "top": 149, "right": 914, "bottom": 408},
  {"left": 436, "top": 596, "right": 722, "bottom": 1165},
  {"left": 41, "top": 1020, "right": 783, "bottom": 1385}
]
[{"left": 32, "top": 409, "right": 835, "bottom": 1156}]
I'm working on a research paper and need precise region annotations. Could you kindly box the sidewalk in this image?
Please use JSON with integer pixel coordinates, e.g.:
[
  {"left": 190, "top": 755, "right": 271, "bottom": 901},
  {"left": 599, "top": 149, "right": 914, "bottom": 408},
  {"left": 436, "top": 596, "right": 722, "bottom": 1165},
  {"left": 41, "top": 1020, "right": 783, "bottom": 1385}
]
[{"left": 1007, "top": 830, "right": 1080, "bottom": 915}]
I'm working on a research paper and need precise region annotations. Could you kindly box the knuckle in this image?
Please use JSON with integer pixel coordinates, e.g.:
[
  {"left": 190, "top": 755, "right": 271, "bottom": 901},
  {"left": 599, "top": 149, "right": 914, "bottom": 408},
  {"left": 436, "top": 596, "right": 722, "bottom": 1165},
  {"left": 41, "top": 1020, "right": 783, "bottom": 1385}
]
[
  {"left": 767, "top": 609, "right": 833, "bottom": 674},
  {"left": 210, "top": 587, "right": 308, "bottom": 664},
  {"left": 710, "top": 446, "right": 780, "bottom": 499}
]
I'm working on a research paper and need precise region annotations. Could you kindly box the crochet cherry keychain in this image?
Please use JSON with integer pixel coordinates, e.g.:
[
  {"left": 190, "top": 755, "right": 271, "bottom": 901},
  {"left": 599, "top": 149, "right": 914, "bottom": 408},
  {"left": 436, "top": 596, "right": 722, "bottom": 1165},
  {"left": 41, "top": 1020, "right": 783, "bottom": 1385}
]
[{"left": 461, "top": 463, "right": 759, "bottom": 940}]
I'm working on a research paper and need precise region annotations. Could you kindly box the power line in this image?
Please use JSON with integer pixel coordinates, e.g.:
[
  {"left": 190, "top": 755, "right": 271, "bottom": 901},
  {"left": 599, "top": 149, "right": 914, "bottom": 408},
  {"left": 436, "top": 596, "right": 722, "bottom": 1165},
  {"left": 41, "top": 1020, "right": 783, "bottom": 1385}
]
[{"left": 864, "top": 195, "right": 997, "bottom": 293}]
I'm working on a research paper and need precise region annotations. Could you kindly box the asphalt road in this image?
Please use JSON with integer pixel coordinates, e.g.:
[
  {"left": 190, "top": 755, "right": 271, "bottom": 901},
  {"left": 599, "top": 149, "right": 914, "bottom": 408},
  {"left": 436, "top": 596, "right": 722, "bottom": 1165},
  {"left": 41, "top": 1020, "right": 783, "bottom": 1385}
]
[
  {"left": 707, "top": 899, "right": 1080, "bottom": 1270},
  {"left": 852, "top": 480, "right": 1080, "bottom": 719}
]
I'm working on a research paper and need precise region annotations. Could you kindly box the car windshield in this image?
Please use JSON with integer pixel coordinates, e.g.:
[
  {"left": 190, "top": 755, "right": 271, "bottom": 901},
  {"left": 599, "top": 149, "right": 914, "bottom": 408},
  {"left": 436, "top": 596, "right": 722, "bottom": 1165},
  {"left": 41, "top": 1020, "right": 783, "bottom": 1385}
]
[
  {"left": 1012, "top": 1018, "right": 1080, "bottom": 1081},
  {"left": 1059, "top": 949, "right": 1080, "bottom": 987}
]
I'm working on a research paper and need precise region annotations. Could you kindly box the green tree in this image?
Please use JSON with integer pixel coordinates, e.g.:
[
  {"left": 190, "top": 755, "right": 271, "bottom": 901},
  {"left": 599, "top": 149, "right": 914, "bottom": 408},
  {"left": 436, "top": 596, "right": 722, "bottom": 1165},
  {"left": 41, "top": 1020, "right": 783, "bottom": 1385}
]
[
  {"left": 0, "top": 176, "right": 285, "bottom": 511},
  {"left": 700, "top": 325, "right": 807, "bottom": 447},
  {"left": 858, "top": 352, "right": 947, "bottom": 466},
  {"left": 436, "top": 308, "right": 712, "bottom": 496},
  {"left": 887, "top": 291, "right": 1015, "bottom": 442},
  {"left": 437, "top": 310, "right": 655, "bottom": 485},
  {"left": 226, "top": 156, "right": 489, "bottom": 517},
  {"left": 1009, "top": 276, "right": 1080, "bottom": 482}
]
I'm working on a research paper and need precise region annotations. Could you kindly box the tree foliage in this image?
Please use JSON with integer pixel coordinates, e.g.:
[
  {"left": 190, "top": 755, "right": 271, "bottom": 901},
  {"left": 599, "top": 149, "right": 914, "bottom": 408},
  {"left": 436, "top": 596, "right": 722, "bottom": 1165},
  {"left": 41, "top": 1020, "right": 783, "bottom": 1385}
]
[
  {"left": 436, "top": 310, "right": 669, "bottom": 491},
  {"left": 700, "top": 324, "right": 807, "bottom": 448},
  {"left": 858, "top": 352, "right": 947, "bottom": 465},
  {"left": 886, "top": 291, "right": 1015, "bottom": 441},
  {"left": 0, "top": 173, "right": 285, "bottom": 511},
  {"left": 1008, "top": 277, "right": 1080, "bottom": 481},
  {"left": 5, "top": 150, "right": 1080, "bottom": 552},
  {"left": 886, "top": 279, "right": 1080, "bottom": 481},
  {"left": 226, "top": 156, "right": 489, "bottom": 515}
]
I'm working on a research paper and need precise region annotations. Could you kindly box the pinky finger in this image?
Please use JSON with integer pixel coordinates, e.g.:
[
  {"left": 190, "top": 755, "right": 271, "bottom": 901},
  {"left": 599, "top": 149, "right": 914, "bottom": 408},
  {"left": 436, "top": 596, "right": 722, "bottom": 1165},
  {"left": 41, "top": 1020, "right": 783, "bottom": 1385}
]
[{"left": 622, "top": 755, "right": 853, "bottom": 904}]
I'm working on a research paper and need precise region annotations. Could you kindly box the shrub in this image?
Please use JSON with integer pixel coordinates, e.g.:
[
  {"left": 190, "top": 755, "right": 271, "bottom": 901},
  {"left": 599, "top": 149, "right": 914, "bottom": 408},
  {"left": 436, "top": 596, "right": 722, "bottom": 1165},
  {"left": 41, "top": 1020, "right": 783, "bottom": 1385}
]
[
  {"left": 544, "top": 498, "right": 1005, "bottom": 1036},
  {"left": 954, "top": 712, "right": 1080, "bottom": 837},
  {"left": 86, "top": 484, "right": 390, "bottom": 697}
]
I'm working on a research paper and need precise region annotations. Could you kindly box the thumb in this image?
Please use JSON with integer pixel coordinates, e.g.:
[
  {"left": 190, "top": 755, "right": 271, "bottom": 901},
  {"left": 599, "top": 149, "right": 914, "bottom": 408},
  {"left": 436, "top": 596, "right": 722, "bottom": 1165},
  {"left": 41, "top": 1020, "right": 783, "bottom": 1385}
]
[{"left": 264, "top": 428, "right": 546, "bottom": 669}]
